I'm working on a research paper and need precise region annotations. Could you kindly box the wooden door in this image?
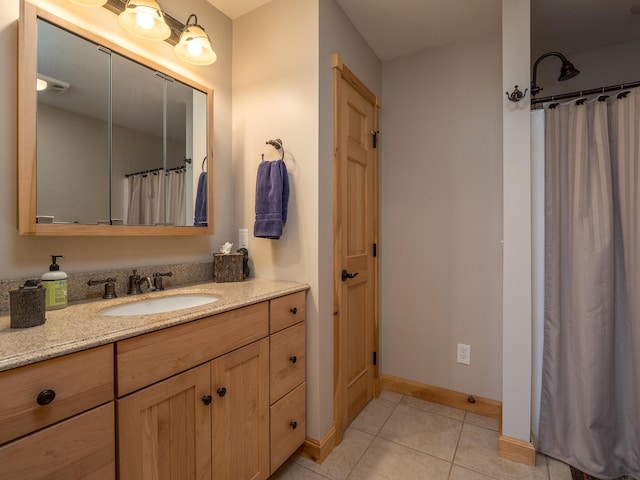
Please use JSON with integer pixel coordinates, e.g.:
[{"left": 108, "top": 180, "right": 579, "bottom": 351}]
[
  {"left": 117, "top": 363, "right": 212, "bottom": 480},
  {"left": 333, "top": 55, "right": 379, "bottom": 441},
  {"left": 211, "top": 338, "right": 269, "bottom": 480}
]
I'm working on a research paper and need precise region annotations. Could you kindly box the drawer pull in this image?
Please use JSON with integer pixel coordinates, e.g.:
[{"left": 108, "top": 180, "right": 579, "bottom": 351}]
[
  {"left": 289, "top": 420, "right": 298, "bottom": 430},
  {"left": 202, "top": 395, "right": 213, "bottom": 406},
  {"left": 216, "top": 387, "right": 227, "bottom": 397},
  {"left": 289, "top": 355, "right": 298, "bottom": 364},
  {"left": 36, "top": 389, "right": 56, "bottom": 406},
  {"left": 290, "top": 307, "right": 298, "bottom": 315}
]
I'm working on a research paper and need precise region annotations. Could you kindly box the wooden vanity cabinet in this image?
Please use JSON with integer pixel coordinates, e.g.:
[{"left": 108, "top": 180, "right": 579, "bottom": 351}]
[
  {"left": 115, "top": 301, "right": 274, "bottom": 480},
  {"left": 0, "top": 290, "right": 306, "bottom": 480},
  {"left": 0, "top": 345, "right": 116, "bottom": 479}
]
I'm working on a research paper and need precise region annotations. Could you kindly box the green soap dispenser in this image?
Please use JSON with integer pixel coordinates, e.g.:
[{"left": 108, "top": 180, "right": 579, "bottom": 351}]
[{"left": 42, "top": 255, "right": 67, "bottom": 310}]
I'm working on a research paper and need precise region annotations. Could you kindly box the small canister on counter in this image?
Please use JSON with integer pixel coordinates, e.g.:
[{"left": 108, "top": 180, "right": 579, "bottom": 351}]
[{"left": 10, "top": 279, "right": 46, "bottom": 329}]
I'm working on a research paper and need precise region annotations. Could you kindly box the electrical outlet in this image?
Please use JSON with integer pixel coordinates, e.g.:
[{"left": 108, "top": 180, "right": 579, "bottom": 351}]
[{"left": 457, "top": 343, "right": 471, "bottom": 365}]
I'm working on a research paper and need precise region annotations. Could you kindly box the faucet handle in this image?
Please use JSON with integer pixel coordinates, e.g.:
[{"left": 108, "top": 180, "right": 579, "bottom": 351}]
[
  {"left": 127, "top": 270, "right": 142, "bottom": 295},
  {"left": 87, "top": 277, "right": 117, "bottom": 299},
  {"left": 152, "top": 271, "right": 172, "bottom": 291}
]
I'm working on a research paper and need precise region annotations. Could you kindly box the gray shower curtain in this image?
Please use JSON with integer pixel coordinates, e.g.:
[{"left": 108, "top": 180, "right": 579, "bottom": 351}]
[{"left": 538, "top": 91, "right": 640, "bottom": 478}]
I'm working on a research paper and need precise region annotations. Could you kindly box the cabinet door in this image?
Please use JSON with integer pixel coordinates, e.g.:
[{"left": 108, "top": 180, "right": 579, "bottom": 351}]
[
  {"left": 117, "top": 363, "right": 211, "bottom": 480},
  {"left": 211, "top": 338, "right": 269, "bottom": 480},
  {"left": 0, "top": 402, "right": 115, "bottom": 480}
]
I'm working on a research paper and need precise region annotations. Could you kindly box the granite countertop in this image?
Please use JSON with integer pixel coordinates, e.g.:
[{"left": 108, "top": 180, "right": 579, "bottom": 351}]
[{"left": 0, "top": 278, "right": 309, "bottom": 372}]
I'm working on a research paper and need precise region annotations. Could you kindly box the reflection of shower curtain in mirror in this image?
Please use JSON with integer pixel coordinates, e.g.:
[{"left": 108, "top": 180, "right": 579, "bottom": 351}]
[
  {"left": 166, "top": 170, "right": 186, "bottom": 226},
  {"left": 126, "top": 170, "right": 186, "bottom": 225}
]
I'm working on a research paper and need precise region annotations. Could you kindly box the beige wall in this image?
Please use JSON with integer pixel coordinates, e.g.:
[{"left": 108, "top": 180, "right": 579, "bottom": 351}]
[
  {"left": 502, "top": 0, "right": 532, "bottom": 442},
  {"left": 0, "top": 0, "right": 233, "bottom": 279},
  {"left": 380, "top": 26, "right": 503, "bottom": 401},
  {"left": 232, "top": 0, "right": 322, "bottom": 436}
]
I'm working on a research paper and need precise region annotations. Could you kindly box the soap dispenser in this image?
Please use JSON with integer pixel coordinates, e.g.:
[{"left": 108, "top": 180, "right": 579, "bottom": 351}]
[{"left": 41, "top": 255, "right": 67, "bottom": 310}]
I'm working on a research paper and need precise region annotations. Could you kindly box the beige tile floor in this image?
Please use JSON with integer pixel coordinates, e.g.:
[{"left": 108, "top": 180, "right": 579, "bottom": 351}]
[{"left": 272, "top": 390, "right": 573, "bottom": 480}]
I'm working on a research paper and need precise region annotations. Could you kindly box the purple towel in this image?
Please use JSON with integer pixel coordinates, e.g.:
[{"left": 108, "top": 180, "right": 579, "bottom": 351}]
[
  {"left": 194, "top": 172, "right": 207, "bottom": 226},
  {"left": 254, "top": 160, "right": 289, "bottom": 239}
]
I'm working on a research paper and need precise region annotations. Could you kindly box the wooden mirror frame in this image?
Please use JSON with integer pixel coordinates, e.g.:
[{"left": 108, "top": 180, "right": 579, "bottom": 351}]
[{"left": 18, "top": 1, "right": 214, "bottom": 236}]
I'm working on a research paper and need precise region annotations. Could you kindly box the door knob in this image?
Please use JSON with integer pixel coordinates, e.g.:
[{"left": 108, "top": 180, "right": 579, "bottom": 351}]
[
  {"left": 289, "top": 355, "right": 298, "bottom": 364},
  {"left": 216, "top": 387, "right": 227, "bottom": 397},
  {"left": 201, "top": 395, "right": 213, "bottom": 406},
  {"left": 341, "top": 269, "right": 359, "bottom": 282}
]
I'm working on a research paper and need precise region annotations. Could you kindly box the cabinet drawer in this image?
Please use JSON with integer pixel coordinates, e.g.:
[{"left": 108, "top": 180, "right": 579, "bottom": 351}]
[
  {"left": 270, "top": 291, "right": 305, "bottom": 333},
  {"left": 0, "top": 344, "right": 114, "bottom": 445},
  {"left": 270, "top": 322, "right": 305, "bottom": 404},
  {"left": 116, "top": 302, "right": 269, "bottom": 396},
  {"left": 270, "top": 382, "right": 305, "bottom": 474},
  {"left": 0, "top": 402, "right": 115, "bottom": 480}
]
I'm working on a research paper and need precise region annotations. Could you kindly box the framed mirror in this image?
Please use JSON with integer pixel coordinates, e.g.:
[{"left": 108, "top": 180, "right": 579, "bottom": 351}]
[{"left": 18, "top": 1, "right": 213, "bottom": 236}]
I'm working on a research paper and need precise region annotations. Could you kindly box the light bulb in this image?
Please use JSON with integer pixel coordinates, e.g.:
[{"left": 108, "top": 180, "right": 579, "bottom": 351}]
[
  {"left": 36, "top": 78, "right": 48, "bottom": 91},
  {"left": 187, "top": 41, "right": 203, "bottom": 57},
  {"left": 136, "top": 10, "right": 155, "bottom": 30}
]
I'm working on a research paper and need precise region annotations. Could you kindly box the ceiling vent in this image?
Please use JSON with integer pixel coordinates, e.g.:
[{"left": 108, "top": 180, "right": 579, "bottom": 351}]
[{"left": 37, "top": 74, "right": 71, "bottom": 95}]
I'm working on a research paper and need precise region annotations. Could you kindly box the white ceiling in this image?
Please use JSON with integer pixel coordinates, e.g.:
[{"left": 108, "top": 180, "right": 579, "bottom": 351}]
[{"left": 206, "top": 0, "right": 640, "bottom": 62}]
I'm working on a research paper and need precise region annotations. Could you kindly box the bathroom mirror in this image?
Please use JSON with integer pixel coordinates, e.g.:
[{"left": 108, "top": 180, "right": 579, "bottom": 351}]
[{"left": 18, "top": 2, "right": 213, "bottom": 235}]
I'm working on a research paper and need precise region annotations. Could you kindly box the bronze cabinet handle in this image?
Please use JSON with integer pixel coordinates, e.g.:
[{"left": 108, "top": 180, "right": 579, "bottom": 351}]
[{"left": 36, "top": 389, "right": 56, "bottom": 406}]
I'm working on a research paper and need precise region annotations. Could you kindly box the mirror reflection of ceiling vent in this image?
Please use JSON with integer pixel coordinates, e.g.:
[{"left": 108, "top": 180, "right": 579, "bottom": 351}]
[{"left": 37, "top": 73, "right": 71, "bottom": 95}]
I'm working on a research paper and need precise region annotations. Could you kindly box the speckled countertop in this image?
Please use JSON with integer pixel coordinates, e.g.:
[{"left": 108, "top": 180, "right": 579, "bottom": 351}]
[{"left": 0, "top": 278, "right": 309, "bottom": 372}]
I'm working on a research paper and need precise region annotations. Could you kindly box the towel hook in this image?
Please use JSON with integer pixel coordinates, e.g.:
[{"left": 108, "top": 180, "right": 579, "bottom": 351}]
[
  {"left": 266, "top": 138, "right": 285, "bottom": 161},
  {"left": 201, "top": 156, "right": 207, "bottom": 172}
]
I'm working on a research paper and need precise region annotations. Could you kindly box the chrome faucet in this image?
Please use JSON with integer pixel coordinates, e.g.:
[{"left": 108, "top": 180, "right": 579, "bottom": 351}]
[{"left": 127, "top": 270, "right": 155, "bottom": 295}]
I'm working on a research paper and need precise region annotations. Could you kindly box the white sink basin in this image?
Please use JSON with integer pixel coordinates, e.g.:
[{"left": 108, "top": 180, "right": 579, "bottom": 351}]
[{"left": 100, "top": 294, "right": 219, "bottom": 316}]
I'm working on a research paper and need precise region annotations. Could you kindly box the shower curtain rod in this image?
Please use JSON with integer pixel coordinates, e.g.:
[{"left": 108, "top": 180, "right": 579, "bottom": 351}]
[
  {"left": 531, "top": 80, "right": 640, "bottom": 107},
  {"left": 125, "top": 164, "right": 187, "bottom": 178},
  {"left": 125, "top": 158, "right": 192, "bottom": 178}
]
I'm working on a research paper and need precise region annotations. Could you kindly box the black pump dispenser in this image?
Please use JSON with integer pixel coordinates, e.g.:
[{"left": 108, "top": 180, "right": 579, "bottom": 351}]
[{"left": 49, "top": 255, "right": 64, "bottom": 271}]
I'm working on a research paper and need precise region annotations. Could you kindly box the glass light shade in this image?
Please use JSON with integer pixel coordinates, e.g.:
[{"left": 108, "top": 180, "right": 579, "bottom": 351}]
[
  {"left": 36, "top": 78, "right": 48, "bottom": 91},
  {"left": 118, "top": 0, "right": 171, "bottom": 41},
  {"left": 174, "top": 24, "right": 217, "bottom": 65},
  {"left": 69, "top": 0, "right": 107, "bottom": 5}
]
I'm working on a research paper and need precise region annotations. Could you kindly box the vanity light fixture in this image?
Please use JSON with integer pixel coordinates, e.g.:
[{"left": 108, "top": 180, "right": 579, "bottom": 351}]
[
  {"left": 174, "top": 14, "right": 217, "bottom": 65},
  {"left": 69, "top": 0, "right": 107, "bottom": 6},
  {"left": 118, "top": 0, "right": 171, "bottom": 41}
]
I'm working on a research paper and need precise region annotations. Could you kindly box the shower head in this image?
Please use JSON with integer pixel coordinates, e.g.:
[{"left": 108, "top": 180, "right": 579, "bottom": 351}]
[
  {"left": 531, "top": 51, "right": 580, "bottom": 97},
  {"left": 558, "top": 58, "right": 580, "bottom": 82}
]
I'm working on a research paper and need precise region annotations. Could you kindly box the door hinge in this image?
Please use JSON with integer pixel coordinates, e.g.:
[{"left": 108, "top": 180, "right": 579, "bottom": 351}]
[
  {"left": 373, "top": 243, "right": 377, "bottom": 257},
  {"left": 371, "top": 130, "right": 380, "bottom": 148},
  {"left": 373, "top": 351, "right": 377, "bottom": 366}
]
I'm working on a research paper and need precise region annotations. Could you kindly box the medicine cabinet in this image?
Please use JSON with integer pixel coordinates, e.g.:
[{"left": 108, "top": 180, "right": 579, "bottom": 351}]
[{"left": 18, "top": 1, "right": 213, "bottom": 236}]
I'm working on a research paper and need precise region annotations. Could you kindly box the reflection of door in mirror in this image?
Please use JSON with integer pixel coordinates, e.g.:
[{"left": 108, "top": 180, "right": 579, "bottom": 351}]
[
  {"left": 36, "top": 19, "right": 110, "bottom": 225},
  {"left": 31, "top": 13, "right": 210, "bottom": 230}
]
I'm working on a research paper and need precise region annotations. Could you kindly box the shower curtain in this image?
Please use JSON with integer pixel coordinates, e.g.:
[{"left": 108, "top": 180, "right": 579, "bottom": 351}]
[
  {"left": 538, "top": 91, "right": 640, "bottom": 478},
  {"left": 126, "top": 169, "right": 186, "bottom": 226}
]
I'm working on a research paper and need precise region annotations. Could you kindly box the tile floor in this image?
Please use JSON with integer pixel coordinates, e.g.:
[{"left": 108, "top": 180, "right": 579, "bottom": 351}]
[{"left": 272, "top": 390, "right": 572, "bottom": 480}]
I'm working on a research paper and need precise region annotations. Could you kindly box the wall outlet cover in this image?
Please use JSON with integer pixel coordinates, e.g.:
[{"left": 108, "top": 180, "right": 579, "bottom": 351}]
[{"left": 457, "top": 343, "right": 471, "bottom": 365}]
